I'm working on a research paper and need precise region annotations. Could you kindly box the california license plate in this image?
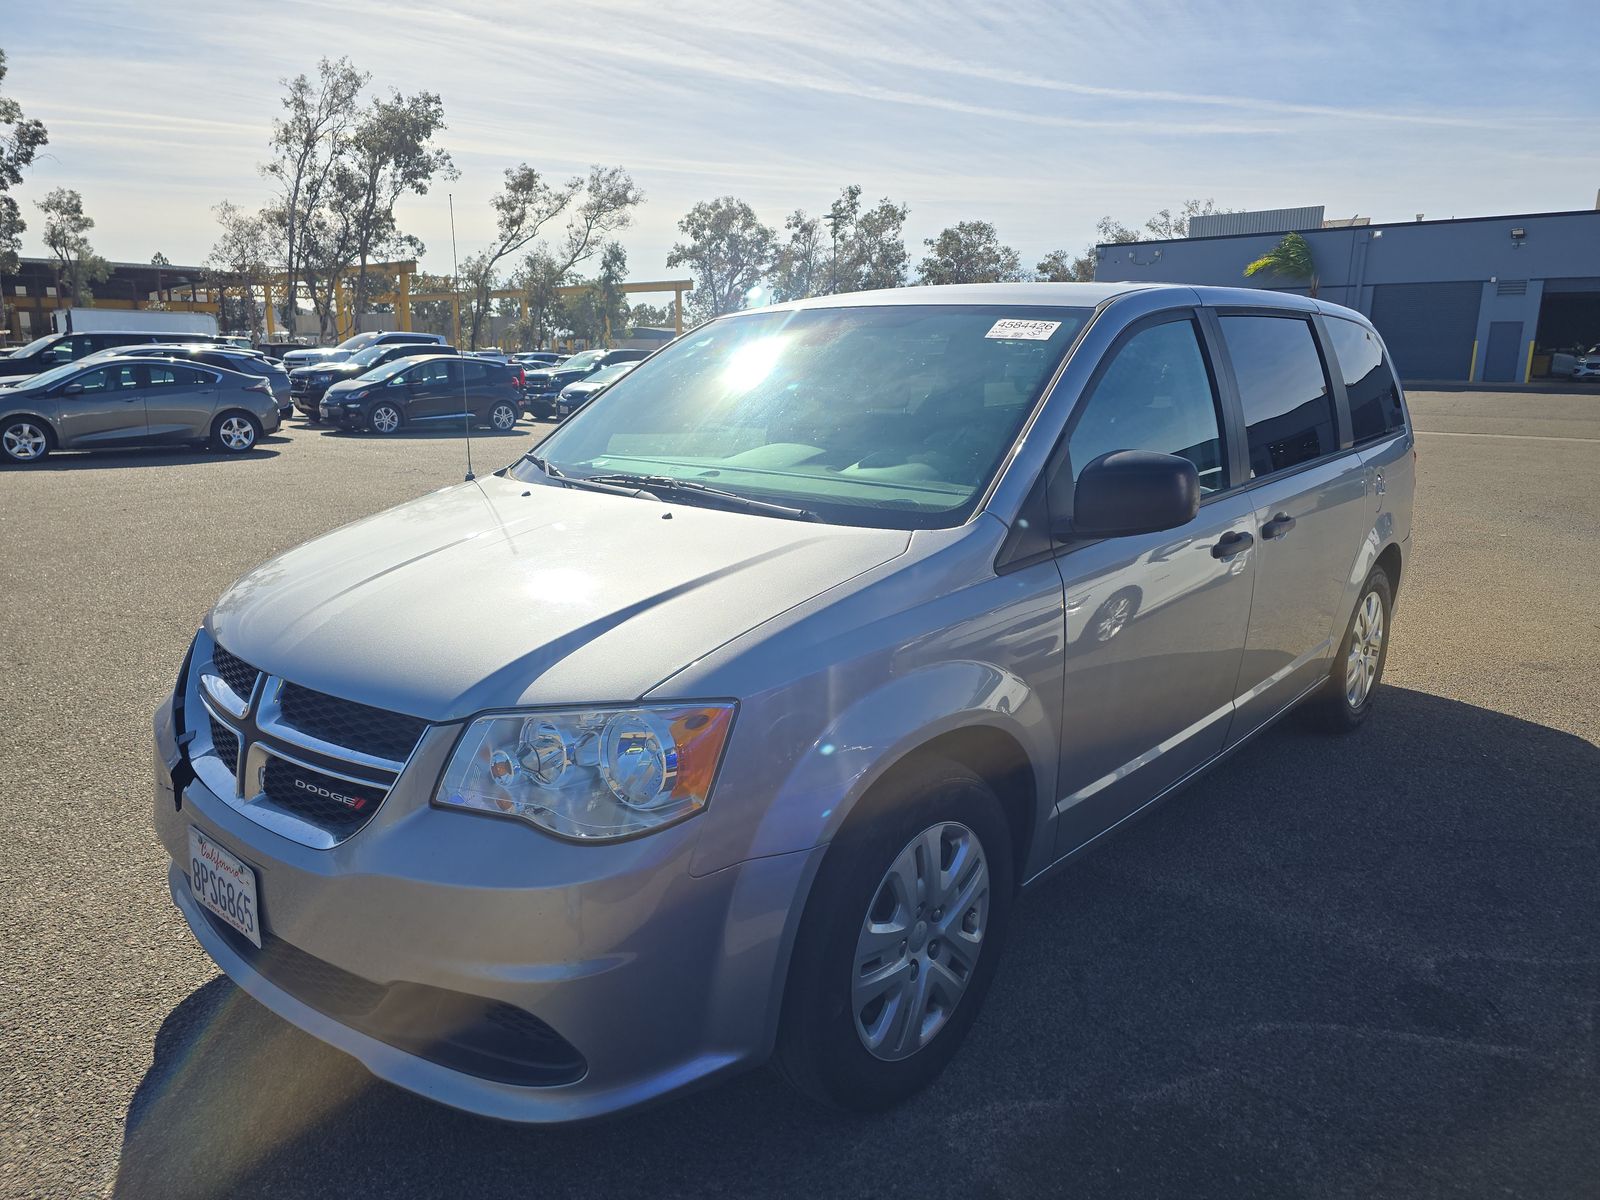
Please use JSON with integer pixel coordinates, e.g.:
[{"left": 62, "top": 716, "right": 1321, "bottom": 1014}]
[{"left": 188, "top": 826, "right": 261, "bottom": 948}]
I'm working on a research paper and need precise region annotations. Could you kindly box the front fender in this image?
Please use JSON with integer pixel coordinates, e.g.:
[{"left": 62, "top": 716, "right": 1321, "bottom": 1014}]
[{"left": 689, "top": 659, "right": 1056, "bottom": 877}]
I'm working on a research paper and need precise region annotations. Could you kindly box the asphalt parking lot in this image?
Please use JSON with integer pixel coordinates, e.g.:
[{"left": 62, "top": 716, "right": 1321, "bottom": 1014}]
[{"left": 1, "top": 395, "right": 1596, "bottom": 1200}]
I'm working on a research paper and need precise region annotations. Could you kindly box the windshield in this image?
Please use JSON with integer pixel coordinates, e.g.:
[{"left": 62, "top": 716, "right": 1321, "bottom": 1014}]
[
  {"left": 8, "top": 334, "right": 62, "bottom": 359},
  {"left": 10, "top": 361, "right": 89, "bottom": 391},
  {"left": 559, "top": 350, "right": 604, "bottom": 372},
  {"left": 358, "top": 356, "right": 430, "bottom": 383},
  {"left": 516, "top": 304, "right": 1089, "bottom": 529},
  {"left": 586, "top": 362, "right": 635, "bottom": 385},
  {"left": 335, "top": 332, "right": 380, "bottom": 352},
  {"left": 347, "top": 345, "right": 391, "bottom": 368}
]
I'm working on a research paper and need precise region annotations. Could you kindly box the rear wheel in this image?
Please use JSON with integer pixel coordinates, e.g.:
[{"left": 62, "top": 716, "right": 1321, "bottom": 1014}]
[
  {"left": 368, "top": 402, "right": 403, "bottom": 435},
  {"left": 774, "top": 758, "right": 1013, "bottom": 1111},
  {"left": 489, "top": 401, "right": 520, "bottom": 431},
  {"left": 1, "top": 416, "right": 51, "bottom": 464},
  {"left": 210, "top": 411, "right": 260, "bottom": 454},
  {"left": 1308, "top": 566, "right": 1393, "bottom": 731}
]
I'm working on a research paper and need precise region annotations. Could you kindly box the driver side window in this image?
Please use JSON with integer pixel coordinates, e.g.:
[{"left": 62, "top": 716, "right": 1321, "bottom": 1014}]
[{"left": 1066, "top": 318, "right": 1226, "bottom": 495}]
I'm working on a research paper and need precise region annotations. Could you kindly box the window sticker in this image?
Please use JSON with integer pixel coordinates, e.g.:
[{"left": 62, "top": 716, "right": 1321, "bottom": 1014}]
[{"left": 985, "top": 319, "right": 1061, "bottom": 341}]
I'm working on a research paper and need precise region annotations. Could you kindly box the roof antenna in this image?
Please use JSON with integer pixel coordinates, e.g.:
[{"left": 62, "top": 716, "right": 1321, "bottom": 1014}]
[{"left": 449, "top": 192, "right": 474, "bottom": 482}]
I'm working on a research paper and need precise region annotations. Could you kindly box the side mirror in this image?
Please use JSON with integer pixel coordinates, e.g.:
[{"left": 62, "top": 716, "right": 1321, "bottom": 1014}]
[
  {"left": 1067, "top": 450, "right": 1200, "bottom": 539},
  {"left": 62, "top": 382, "right": 84, "bottom": 395}
]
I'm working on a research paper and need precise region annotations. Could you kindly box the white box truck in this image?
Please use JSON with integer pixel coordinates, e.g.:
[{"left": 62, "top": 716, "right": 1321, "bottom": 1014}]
[{"left": 52, "top": 308, "right": 219, "bottom": 337}]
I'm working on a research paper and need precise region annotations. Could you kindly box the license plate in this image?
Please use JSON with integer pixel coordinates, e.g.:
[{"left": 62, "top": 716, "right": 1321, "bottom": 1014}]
[{"left": 188, "top": 826, "right": 261, "bottom": 948}]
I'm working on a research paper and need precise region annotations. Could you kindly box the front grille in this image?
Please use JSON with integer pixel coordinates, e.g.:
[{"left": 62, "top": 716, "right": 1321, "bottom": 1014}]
[
  {"left": 210, "top": 644, "right": 260, "bottom": 702},
  {"left": 279, "top": 683, "right": 427, "bottom": 763},
  {"left": 259, "top": 756, "right": 388, "bottom": 837},
  {"left": 198, "top": 909, "right": 586, "bottom": 1086},
  {"left": 209, "top": 715, "right": 240, "bottom": 774}
]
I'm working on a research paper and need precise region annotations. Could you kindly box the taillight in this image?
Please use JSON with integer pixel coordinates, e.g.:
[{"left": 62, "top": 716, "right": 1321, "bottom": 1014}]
[{"left": 514, "top": 367, "right": 526, "bottom": 387}]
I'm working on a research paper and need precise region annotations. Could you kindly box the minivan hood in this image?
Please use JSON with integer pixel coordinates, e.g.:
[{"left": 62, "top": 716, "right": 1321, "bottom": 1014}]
[{"left": 210, "top": 475, "right": 909, "bottom": 719}]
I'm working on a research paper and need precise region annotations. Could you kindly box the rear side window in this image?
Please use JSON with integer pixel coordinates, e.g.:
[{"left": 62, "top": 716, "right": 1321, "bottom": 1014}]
[
  {"left": 1220, "top": 316, "right": 1337, "bottom": 477},
  {"left": 1326, "top": 318, "right": 1406, "bottom": 443},
  {"left": 1068, "top": 318, "right": 1227, "bottom": 494}
]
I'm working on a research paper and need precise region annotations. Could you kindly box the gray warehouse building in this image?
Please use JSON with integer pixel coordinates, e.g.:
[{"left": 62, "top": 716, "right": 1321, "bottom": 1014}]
[{"left": 1095, "top": 205, "right": 1600, "bottom": 383}]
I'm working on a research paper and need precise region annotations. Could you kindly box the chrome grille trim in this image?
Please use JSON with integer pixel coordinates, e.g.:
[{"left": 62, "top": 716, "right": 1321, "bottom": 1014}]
[{"left": 183, "top": 633, "right": 425, "bottom": 849}]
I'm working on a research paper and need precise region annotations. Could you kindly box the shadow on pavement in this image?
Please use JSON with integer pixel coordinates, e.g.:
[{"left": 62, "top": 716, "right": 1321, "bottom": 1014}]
[
  {"left": 115, "top": 687, "right": 1600, "bottom": 1200},
  {"left": 15, "top": 439, "right": 287, "bottom": 470}
]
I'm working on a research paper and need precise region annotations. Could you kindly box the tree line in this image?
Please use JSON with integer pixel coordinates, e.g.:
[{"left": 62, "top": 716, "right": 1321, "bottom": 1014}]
[{"left": 2, "top": 46, "right": 1244, "bottom": 348}]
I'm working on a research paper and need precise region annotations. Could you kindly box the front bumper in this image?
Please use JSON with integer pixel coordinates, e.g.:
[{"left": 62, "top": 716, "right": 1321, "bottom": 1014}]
[{"left": 151, "top": 694, "right": 820, "bottom": 1122}]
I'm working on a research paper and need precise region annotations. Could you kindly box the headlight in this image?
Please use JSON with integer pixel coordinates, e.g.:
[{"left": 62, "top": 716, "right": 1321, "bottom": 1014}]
[{"left": 434, "top": 703, "right": 735, "bottom": 841}]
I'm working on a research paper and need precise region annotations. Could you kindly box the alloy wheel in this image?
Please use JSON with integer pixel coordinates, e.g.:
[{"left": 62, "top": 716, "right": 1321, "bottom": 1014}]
[
  {"left": 3, "top": 421, "right": 48, "bottom": 462},
  {"left": 219, "top": 416, "right": 256, "bottom": 451},
  {"left": 1345, "top": 590, "right": 1384, "bottom": 708},
  {"left": 851, "top": 821, "right": 990, "bottom": 1061},
  {"left": 370, "top": 405, "right": 401, "bottom": 434},
  {"left": 491, "top": 403, "right": 518, "bottom": 430}
]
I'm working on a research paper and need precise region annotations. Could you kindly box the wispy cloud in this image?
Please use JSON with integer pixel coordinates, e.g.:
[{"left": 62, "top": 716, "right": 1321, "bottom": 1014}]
[{"left": 6, "top": 0, "right": 1597, "bottom": 274}]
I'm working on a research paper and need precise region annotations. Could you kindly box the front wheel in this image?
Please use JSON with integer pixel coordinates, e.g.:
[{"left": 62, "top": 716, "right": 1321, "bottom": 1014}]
[
  {"left": 368, "top": 402, "right": 403, "bottom": 435},
  {"left": 210, "top": 411, "right": 260, "bottom": 454},
  {"left": 1, "top": 416, "right": 51, "bottom": 463},
  {"left": 1309, "top": 566, "right": 1393, "bottom": 731},
  {"left": 774, "top": 758, "right": 1013, "bottom": 1111},
  {"left": 488, "top": 401, "right": 520, "bottom": 431}
]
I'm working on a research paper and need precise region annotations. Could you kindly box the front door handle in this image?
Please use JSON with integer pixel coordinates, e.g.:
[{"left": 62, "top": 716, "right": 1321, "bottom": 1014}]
[
  {"left": 1261, "top": 512, "right": 1297, "bottom": 539},
  {"left": 1211, "top": 530, "right": 1254, "bottom": 559}
]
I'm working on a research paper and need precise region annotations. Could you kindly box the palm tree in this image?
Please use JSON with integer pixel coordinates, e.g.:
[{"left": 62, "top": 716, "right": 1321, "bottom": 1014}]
[{"left": 1244, "top": 232, "right": 1317, "bottom": 297}]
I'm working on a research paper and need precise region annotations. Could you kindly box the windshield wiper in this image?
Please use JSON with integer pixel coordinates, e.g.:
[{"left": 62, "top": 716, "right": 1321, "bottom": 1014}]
[
  {"left": 581, "top": 472, "right": 821, "bottom": 522},
  {"left": 521, "top": 455, "right": 644, "bottom": 497}
]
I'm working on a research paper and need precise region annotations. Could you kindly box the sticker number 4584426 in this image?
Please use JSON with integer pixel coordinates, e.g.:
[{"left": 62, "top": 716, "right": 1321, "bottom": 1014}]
[{"left": 985, "top": 318, "right": 1061, "bottom": 341}]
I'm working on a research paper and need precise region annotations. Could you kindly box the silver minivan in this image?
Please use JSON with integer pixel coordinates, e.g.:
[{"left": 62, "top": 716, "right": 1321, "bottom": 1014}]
[{"left": 151, "top": 283, "right": 1413, "bottom": 1121}]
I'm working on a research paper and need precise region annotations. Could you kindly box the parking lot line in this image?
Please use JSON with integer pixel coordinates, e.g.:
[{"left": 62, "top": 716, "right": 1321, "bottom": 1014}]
[{"left": 1415, "top": 430, "right": 1600, "bottom": 444}]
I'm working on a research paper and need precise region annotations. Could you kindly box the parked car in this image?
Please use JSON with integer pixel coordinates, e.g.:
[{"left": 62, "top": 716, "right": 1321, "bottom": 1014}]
[
  {"left": 317, "top": 353, "right": 523, "bottom": 434},
  {"left": 1572, "top": 344, "right": 1600, "bottom": 380},
  {"left": 82, "top": 344, "right": 293, "bottom": 419},
  {"left": 152, "top": 282, "right": 1413, "bottom": 1123},
  {"left": 254, "top": 340, "right": 313, "bottom": 361},
  {"left": 554, "top": 360, "right": 638, "bottom": 420},
  {"left": 521, "top": 347, "right": 649, "bottom": 418},
  {"left": 0, "top": 330, "right": 216, "bottom": 378},
  {"left": 1, "top": 354, "right": 281, "bottom": 462},
  {"left": 281, "top": 330, "right": 448, "bottom": 370},
  {"left": 290, "top": 343, "right": 461, "bottom": 420},
  {"left": 512, "top": 351, "right": 565, "bottom": 368}
]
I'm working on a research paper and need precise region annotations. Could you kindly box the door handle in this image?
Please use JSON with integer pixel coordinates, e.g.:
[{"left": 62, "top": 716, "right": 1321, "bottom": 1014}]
[
  {"left": 1261, "top": 512, "right": 1297, "bottom": 539},
  {"left": 1211, "top": 530, "right": 1254, "bottom": 558}
]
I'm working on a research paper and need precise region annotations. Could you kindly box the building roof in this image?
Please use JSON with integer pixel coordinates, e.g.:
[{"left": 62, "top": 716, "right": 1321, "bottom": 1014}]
[{"left": 1096, "top": 207, "right": 1600, "bottom": 250}]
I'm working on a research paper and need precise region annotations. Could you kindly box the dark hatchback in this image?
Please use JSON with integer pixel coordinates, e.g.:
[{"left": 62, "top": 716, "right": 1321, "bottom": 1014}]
[
  {"left": 320, "top": 354, "right": 524, "bottom": 434},
  {"left": 521, "top": 348, "right": 649, "bottom": 418},
  {"left": 291, "top": 343, "right": 461, "bottom": 419}
]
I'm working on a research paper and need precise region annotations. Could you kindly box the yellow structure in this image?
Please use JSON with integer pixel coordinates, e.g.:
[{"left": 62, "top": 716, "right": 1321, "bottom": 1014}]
[{"left": 257, "top": 260, "right": 692, "bottom": 344}]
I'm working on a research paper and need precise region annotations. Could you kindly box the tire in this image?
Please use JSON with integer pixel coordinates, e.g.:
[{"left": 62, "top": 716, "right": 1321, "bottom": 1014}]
[
  {"left": 1, "top": 415, "right": 52, "bottom": 464},
  {"left": 210, "top": 411, "right": 261, "bottom": 454},
  {"left": 489, "top": 401, "right": 520, "bottom": 432},
  {"left": 1308, "top": 566, "right": 1393, "bottom": 732},
  {"left": 774, "top": 757, "right": 1014, "bottom": 1111},
  {"left": 368, "top": 402, "right": 403, "bottom": 435}
]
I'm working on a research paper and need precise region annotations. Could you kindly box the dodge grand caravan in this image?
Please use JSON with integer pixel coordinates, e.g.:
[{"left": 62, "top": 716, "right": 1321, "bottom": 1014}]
[{"left": 152, "top": 283, "right": 1414, "bottom": 1121}]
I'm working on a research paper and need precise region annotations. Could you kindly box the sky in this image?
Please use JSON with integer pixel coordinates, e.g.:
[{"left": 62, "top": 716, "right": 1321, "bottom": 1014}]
[{"left": 7, "top": 0, "right": 1599, "bottom": 284}]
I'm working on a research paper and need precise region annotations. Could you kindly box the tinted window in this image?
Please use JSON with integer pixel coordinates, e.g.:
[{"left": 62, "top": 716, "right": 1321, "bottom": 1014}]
[
  {"left": 1220, "top": 316, "right": 1337, "bottom": 477},
  {"left": 71, "top": 365, "right": 140, "bottom": 394},
  {"left": 408, "top": 359, "right": 452, "bottom": 386},
  {"left": 145, "top": 364, "right": 207, "bottom": 387},
  {"left": 1068, "top": 318, "right": 1225, "bottom": 494},
  {"left": 1326, "top": 318, "right": 1405, "bottom": 442}
]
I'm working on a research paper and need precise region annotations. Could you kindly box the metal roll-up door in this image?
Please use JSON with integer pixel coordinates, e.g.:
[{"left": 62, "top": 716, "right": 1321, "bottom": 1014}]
[{"left": 1368, "top": 281, "right": 1482, "bottom": 381}]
